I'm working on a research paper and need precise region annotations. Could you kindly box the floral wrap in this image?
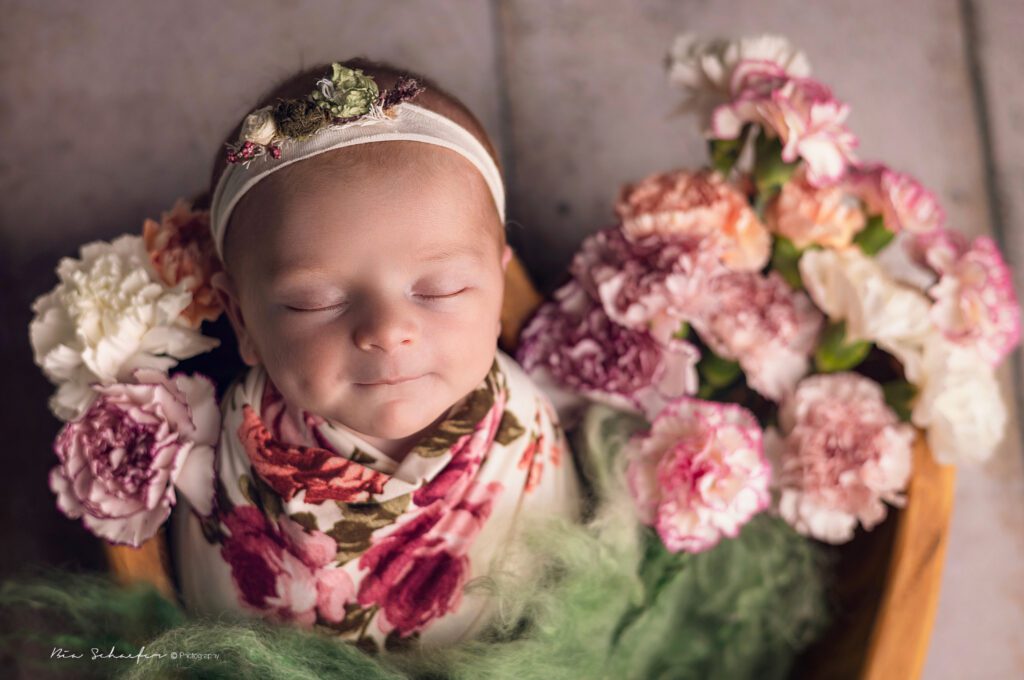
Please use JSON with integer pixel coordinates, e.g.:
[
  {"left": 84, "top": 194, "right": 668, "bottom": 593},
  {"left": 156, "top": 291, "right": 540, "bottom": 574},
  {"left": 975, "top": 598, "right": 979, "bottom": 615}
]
[{"left": 172, "top": 349, "right": 581, "bottom": 650}]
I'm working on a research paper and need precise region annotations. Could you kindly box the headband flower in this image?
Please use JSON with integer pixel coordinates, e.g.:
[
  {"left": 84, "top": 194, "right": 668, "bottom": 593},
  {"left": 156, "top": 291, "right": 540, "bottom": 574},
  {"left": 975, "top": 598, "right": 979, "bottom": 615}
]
[{"left": 225, "top": 63, "right": 424, "bottom": 165}]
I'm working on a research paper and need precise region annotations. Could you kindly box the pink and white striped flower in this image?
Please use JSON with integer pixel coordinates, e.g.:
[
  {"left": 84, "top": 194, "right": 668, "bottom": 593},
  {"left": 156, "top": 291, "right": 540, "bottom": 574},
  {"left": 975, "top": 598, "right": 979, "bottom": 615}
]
[
  {"left": 913, "top": 231, "right": 1020, "bottom": 365},
  {"left": 845, "top": 163, "right": 946, "bottom": 234},
  {"left": 626, "top": 397, "right": 771, "bottom": 553},
  {"left": 711, "top": 63, "right": 858, "bottom": 186},
  {"left": 767, "top": 373, "right": 914, "bottom": 544}
]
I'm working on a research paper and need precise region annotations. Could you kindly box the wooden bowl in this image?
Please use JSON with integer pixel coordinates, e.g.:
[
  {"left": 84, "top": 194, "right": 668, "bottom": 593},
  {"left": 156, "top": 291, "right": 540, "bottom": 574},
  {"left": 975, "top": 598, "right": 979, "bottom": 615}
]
[{"left": 103, "top": 250, "right": 955, "bottom": 678}]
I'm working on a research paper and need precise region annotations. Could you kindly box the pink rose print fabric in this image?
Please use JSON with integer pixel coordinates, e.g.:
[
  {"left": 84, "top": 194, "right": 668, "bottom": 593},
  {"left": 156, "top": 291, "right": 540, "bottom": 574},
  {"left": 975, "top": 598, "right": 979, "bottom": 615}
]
[{"left": 172, "top": 349, "right": 582, "bottom": 652}]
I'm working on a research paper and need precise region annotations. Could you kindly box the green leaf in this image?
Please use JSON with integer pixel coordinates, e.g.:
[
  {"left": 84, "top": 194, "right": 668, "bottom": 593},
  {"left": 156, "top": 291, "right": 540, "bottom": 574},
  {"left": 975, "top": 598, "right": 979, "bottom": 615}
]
[
  {"left": 698, "top": 352, "right": 742, "bottom": 389},
  {"left": 672, "top": 321, "right": 690, "bottom": 340},
  {"left": 882, "top": 380, "right": 917, "bottom": 422},
  {"left": 709, "top": 137, "right": 744, "bottom": 176},
  {"left": 770, "top": 236, "right": 804, "bottom": 289},
  {"left": 753, "top": 131, "right": 798, "bottom": 202},
  {"left": 814, "top": 320, "right": 872, "bottom": 373},
  {"left": 853, "top": 214, "right": 895, "bottom": 256}
]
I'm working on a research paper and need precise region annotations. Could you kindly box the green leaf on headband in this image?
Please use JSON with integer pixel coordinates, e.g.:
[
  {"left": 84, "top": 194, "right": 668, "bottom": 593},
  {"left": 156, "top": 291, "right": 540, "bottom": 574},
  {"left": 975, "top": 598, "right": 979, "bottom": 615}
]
[
  {"left": 814, "top": 320, "right": 872, "bottom": 373},
  {"left": 853, "top": 214, "right": 896, "bottom": 256},
  {"left": 311, "top": 63, "right": 380, "bottom": 119}
]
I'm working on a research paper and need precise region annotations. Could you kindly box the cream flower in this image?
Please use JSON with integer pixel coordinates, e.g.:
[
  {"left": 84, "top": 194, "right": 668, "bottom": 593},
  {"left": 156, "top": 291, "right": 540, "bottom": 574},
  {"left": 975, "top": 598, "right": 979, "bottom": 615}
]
[
  {"left": 910, "top": 336, "right": 1007, "bottom": 464},
  {"left": 798, "top": 248, "right": 933, "bottom": 381},
  {"left": 29, "top": 235, "right": 219, "bottom": 420},
  {"left": 667, "top": 33, "right": 810, "bottom": 122},
  {"left": 240, "top": 106, "right": 279, "bottom": 146}
]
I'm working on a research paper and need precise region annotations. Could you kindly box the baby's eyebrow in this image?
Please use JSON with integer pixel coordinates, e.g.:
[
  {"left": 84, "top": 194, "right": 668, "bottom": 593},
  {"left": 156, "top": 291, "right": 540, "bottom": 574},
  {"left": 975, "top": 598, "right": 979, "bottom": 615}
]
[{"left": 419, "top": 244, "right": 482, "bottom": 262}]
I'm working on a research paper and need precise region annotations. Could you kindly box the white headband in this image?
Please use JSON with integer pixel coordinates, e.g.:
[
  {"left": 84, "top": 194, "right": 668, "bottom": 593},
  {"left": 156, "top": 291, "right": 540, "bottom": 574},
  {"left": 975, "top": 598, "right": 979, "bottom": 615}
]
[{"left": 209, "top": 101, "right": 506, "bottom": 260}]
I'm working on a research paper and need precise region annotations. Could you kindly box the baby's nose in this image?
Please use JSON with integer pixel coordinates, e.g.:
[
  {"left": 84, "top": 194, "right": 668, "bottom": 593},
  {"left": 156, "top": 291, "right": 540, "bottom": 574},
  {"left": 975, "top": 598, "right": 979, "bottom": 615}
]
[{"left": 352, "top": 299, "right": 417, "bottom": 353}]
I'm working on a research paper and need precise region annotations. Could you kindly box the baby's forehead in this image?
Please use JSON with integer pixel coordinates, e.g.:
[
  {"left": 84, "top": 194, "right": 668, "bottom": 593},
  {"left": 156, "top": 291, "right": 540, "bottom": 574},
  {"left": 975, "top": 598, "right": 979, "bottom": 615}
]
[{"left": 224, "top": 143, "right": 500, "bottom": 274}]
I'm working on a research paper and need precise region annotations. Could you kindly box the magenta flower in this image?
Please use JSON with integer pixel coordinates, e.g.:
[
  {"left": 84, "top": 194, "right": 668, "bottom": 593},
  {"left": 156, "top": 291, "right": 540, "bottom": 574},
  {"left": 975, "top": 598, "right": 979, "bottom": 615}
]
[
  {"left": 767, "top": 373, "right": 914, "bottom": 544},
  {"left": 358, "top": 481, "right": 502, "bottom": 636},
  {"left": 845, "top": 163, "right": 946, "bottom": 234},
  {"left": 690, "top": 270, "right": 824, "bottom": 402},
  {"left": 626, "top": 397, "right": 771, "bottom": 553},
  {"left": 912, "top": 231, "right": 1021, "bottom": 365},
  {"left": 48, "top": 369, "right": 218, "bottom": 547},
  {"left": 711, "top": 61, "right": 858, "bottom": 186},
  {"left": 517, "top": 279, "right": 700, "bottom": 420},
  {"left": 220, "top": 506, "right": 355, "bottom": 626}
]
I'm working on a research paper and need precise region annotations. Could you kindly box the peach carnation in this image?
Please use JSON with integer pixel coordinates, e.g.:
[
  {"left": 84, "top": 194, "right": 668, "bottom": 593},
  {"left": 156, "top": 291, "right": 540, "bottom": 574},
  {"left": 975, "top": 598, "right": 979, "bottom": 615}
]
[
  {"left": 765, "top": 168, "right": 865, "bottom": 249},
  {"left": 143, "top": 198, "right": 224, "bottom": 328},
  {"left": 615, "top": 169, "right": 771, "bottom": 272}
]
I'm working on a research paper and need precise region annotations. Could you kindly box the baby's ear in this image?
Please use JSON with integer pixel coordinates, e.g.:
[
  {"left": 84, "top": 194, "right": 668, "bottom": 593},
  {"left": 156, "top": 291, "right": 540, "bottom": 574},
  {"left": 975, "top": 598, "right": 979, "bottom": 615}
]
[
  {"left": 500, "top": 244, "right": 512, "bottom": 272},
  {"left": 211, "top": 271, "right": 262, "bottom": 367}
]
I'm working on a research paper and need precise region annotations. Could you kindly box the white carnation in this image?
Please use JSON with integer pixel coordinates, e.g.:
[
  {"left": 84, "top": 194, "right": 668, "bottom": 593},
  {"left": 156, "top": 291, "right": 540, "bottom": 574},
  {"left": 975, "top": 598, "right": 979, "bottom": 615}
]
[
  {"left": 910, "top": 337, "right": 1007, "bottom": 464},
  {"left": 798, "top": 247, "right": 933, "bottom": 381},
  {"left": 29, "top": 235, "right": 219, "bottom": 420},
  {"left": 667, "top": 33, "right": 811, "bottom": 123}
]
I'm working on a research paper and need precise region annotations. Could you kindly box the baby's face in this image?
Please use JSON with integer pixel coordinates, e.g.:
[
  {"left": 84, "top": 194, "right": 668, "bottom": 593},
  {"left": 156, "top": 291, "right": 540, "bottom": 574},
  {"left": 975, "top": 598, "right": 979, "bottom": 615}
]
[{"left": 219, "top": 142, "right": 510, "bottom": 447}]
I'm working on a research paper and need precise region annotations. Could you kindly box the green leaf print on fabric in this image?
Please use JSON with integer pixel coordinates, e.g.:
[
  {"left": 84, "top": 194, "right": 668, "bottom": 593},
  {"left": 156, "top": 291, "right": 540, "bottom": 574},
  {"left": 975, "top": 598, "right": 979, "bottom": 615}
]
[
  {"left": 408, "top": 358, "right": 503, "bottom": 458},
  {"left": 494, "top": 409, "right": 526, "bottom": 446},
  {"left": 288, "top": 511, "right": 319, "bottom": 532},
  {"left": 239, "top": 469, "right": 284, "bottom": 520},
  {"left": 328, "top": 494, "right": 411, "bottom": 565}
]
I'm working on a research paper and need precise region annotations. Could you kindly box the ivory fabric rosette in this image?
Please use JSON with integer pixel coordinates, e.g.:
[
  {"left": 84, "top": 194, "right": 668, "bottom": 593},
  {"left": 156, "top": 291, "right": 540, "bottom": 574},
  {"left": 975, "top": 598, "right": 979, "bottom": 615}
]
[{"left": 48, "top": 369, "right": 218, "bottom": 547}]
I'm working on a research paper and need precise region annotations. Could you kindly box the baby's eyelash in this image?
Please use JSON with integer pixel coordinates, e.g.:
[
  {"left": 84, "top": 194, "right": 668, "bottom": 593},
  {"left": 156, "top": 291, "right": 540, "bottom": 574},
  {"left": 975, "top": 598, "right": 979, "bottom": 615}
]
[{"left": 417, "top": 288, "right": 467, "bottom": 300}]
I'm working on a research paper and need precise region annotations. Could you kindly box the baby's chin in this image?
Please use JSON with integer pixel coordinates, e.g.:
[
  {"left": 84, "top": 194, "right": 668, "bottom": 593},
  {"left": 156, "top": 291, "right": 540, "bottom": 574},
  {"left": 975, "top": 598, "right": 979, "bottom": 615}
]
[{"left": 322, "top": 396, "right": 449, "bottom": 443}]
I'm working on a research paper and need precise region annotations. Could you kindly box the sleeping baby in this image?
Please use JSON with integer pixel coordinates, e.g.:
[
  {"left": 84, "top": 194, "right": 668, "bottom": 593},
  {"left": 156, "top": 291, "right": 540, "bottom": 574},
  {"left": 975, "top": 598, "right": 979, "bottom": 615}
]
[{"left": 171, "top": 59, "right": 582, "bottom": 650}]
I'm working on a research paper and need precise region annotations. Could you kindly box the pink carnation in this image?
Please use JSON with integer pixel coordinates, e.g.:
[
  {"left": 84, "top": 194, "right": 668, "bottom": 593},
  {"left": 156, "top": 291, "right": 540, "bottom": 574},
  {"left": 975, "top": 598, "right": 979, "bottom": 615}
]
[
  {"left": 626, "top": 397, "right": 771, "bottom": 553},
  {"left": 516, "top": 279, "right": 700, "bottom": 420},
  {"left": 845, "top": 163, "right": 945, "bottom": 234},
  {"left": 711, "top": 61, "right": 858, "bottom": 186},
  {"left": 912, "top": 231, "right": 1020, "bottom": 365},
  {"left": 614, "top": 169, "right": 771, "bottom": 271},
  {"left": 49, "top": 369, "right": 218, "bottom": 546},
  {"left": 690, "top": 270, "right": 824, "bottom": 402},
  {"left": 143, "top": 199, "right": 224, "bottom": 328},
  {"left": 768, "top": 373, "right": 914, "bottom": 544},
  {"left": 571, "top": 226, "right": 725, "bottom": 343}
]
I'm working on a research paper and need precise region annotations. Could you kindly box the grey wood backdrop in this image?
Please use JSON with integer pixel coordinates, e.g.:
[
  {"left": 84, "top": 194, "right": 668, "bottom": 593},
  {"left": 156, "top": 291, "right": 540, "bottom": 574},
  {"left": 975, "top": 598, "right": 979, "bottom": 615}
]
[{"left": 1, "top": 1, "right": 1021, "bottom": 677}]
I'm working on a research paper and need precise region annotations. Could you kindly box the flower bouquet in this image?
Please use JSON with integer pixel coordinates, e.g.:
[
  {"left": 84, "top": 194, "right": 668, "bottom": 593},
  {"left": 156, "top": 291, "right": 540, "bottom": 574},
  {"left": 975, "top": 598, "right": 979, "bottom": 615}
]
[{"left": 514, "top": 32, "right": 1020, "bottom": 676}]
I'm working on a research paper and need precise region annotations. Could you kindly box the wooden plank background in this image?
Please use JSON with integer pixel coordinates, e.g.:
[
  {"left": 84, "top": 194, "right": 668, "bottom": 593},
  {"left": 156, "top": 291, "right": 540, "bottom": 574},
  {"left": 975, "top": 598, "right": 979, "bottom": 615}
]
[{"left": 1, "top": 1, "right": 1021, "bottom": 676}]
